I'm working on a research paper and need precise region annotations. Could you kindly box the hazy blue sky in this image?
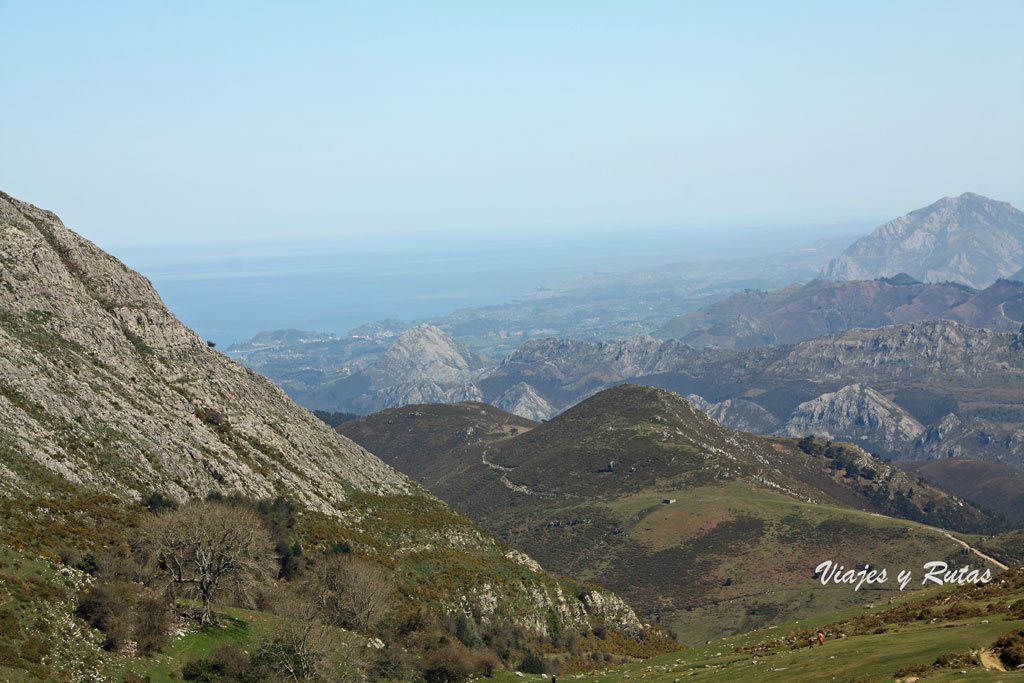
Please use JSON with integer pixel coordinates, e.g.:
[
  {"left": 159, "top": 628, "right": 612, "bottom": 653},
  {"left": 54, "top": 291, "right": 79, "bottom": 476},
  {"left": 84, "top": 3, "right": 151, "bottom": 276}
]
[{"left": 2, "top": 1, "right": 1022, "bottom": 247}]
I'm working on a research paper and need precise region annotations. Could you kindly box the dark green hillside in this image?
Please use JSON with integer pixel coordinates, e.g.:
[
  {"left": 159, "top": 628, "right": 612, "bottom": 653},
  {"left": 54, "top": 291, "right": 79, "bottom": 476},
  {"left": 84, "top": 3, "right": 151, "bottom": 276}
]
[
  {"left": 348, "top": 387, "right": 1000, "bottom": 535},
  {"left": 978, "top": 529, "right": 1024, "bottom": 567},
  {"left": 339, "top": 402, "right": 537, "bottom": 480},
  {"left": 341, "top": 385, "right": 1005, "bottom": 644},
  {"left": 898, "top": 458, "right": 1024, "bottom": 526}
]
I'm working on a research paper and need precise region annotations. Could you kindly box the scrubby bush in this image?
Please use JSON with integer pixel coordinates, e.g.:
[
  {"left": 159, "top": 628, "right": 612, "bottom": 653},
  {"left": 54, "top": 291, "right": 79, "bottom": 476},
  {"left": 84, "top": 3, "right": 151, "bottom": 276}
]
[
  {"left": 421, "top": 642, "right": 478, "bottom": 683},
  {"left": 76, "top": 580, "right": 172, "bottom": 653},
  {"left": 303, "top": 553, "right": 395, "bottom": 635},
  {"left": 453, "top": 614, "right": 480, "bottom": 648},
  {"left": 275, "top": 539, "right": 304, "bottom": 580},
  {"left": 179, "top": 643, "right": 254, "bottom": 682},
  {"left": 994, "top": 629, "right": 1024, "bottom": 669},
  {"left": 141, "top": 491, "right": 178, "bottom": 514},
  {"left": 894, "top": 663, "right": 929, "bottom": 678},
  {"left": 520, "top": 651, "right": 547, "bottom": 674},
  {"left": 181, "top": 658, "right": 219, "bottom": 682},
  {"left": 370, "top": 644, "right": 416, "bottom": 682},
  {"left": 797, "top": 436, "right": 819, "bottom": 454},
  {"left": 135, "top": 589, "right": 174, "bottom": 654}
]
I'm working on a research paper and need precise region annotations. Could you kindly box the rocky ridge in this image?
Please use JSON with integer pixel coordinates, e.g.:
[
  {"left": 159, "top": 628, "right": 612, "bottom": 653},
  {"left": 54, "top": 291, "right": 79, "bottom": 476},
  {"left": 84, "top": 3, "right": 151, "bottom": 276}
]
[
  {"left": 493, "top": 381, "right": 555, "bottom": 422},
  {"left": 284, "top": 315, "right": 1024, "bottom": 466},
  {"left": 685, "top": 395, "right": 779, "bottom": 433}
]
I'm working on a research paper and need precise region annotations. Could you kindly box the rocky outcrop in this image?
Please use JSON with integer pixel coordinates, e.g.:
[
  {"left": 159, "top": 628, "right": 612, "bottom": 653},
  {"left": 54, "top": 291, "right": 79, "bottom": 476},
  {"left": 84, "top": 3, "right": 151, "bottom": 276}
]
[
  {"left": 0, "top": 191, "right": 411, "bottom": 510},
  {"left": 776, "top": 384, "right": 925, "bottom": 454},
  {"left": 764, "top": 320, "right": 1024, "bottom": 383},
  {"left": 494, "top": 382, "right": 555, "bottom": 421},
  {"left": 911, "top": 413, "right": 1024, "bottom": 463},
  {"left": 823, "top": 193, "right": 1024, "bottom": 289}
]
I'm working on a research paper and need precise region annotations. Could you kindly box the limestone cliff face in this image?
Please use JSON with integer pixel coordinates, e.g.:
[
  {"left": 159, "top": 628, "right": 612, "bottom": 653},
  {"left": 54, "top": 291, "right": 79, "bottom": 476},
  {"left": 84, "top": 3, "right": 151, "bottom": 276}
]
[
  {"left": 823, "top": 193, "right": 1024, "bottom": 288},
  {"left": 776, "top": 384, "right": 925, "bottom": 454},
  {"left": 765, "top": 320, "right": 1024, "bottom": 383},
  {"left": 912, "top": 413, "right": 1024, "bottom": 463},
  {"left": 366, "top": 378, "right": 484, "bottom": 414},
  {"left": 0, "top": 191, "right": 411, "bottom": 511}
]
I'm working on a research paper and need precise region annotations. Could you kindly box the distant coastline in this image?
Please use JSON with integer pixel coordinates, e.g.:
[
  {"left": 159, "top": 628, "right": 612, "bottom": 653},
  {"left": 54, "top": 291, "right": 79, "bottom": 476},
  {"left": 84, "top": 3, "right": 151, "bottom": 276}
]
[{"left": 111, "top": 221, "right": 865, "bottom": 346}]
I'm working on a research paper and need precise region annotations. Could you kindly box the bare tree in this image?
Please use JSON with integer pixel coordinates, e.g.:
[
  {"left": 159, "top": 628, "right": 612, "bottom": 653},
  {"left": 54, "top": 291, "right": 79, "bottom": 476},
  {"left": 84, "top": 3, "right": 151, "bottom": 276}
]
[
  {"left": 305, "top": 553, "right": 395, "bottom": 635},
  {"left": 143, "top": 500, "right": 273, "bottom": 624}
]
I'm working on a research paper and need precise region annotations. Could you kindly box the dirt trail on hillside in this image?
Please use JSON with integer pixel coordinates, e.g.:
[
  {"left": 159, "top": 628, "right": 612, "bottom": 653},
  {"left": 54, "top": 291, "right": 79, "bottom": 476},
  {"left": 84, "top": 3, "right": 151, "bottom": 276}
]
[
  {"left": 481, "top": 448, "right": 536, "bottom": 494},
  {"left": 940, "top": 532, "right": 1010, "bottom": 570},
  {"left": 979, "top": 649, "right": 1006, "bottom": 671}
]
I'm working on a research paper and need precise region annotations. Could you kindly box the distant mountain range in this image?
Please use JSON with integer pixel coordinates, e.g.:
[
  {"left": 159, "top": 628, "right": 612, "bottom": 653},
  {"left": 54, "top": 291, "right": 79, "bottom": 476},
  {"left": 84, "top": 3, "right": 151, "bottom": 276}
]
[
  {"left": 338, "top": 385, "right": 1003, "bottom": 642},
  {"left": 656, "top": 275, "right": 1024, "bottom": 348},
  {"left": 227, "top": 236, "right": 853, "bottom": 362},
  {"left": 232, "top": 194, "right": 1024, "bottom": 474},
  {"left": 296, "top": 319, "right": 1024, "bottom": 470},
  {"left": 488, "top": 321, "right": 1024, "bottom": 466},
  {"left": 823, "top": 192, "right": 1024, "bottom": 288}
]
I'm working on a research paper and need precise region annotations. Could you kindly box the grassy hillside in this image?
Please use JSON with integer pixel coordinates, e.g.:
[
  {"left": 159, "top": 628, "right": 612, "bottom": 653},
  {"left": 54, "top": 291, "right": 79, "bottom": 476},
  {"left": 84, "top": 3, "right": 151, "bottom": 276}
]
[
  {"left": 0, "top": 488, "right": 678, "bottom": 681},
  {"left": 490, "top": 566, "right": 1024, "bottom": 681},
  {"left": 339, "top": 402, "right": 537, "bottom": 480},
  {"left": 341, "top": 385, "right": 1005, "bottom": 644}
]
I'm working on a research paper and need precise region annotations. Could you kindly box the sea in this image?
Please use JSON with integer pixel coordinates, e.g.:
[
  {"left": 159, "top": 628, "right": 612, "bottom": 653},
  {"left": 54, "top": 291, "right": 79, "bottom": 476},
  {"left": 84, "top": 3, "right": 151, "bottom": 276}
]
[{"left": 108, "top": 221, "right": 868, "bottom": 347}]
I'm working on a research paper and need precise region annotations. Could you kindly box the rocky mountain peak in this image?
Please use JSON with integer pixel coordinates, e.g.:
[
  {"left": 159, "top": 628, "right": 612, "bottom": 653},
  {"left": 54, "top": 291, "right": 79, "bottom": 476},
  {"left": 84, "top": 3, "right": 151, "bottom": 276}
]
[
  {"left": 776, "top": 383, "right": 925, "bottom": 454},
  {"left": 494, "top": 381, "right": 555, "bottom": 421},
  {"left": 823, "top": 193, "right": 1024, "bottom": 288},
  {"left": 370, "top": 323, "right": 488, "bottom": 385}
]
